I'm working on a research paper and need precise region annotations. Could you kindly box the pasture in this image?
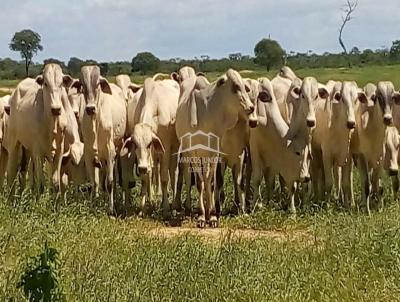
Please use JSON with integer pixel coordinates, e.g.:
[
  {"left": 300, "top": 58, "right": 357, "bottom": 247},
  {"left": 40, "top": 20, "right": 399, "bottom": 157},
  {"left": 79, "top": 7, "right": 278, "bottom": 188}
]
[{"left": 1, "top": 65, "right": 400, "bottom": 300}]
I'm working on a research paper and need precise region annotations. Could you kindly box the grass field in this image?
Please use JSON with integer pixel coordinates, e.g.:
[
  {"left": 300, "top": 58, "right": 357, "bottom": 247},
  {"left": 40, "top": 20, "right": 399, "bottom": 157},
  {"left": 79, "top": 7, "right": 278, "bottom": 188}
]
[{"left": 1, "top": 65, "right": 400, "bottom": 300}]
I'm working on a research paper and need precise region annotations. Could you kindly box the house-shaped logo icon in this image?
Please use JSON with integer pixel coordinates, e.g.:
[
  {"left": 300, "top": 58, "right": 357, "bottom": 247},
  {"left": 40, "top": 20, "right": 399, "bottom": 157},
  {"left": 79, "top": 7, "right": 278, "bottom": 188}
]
[{"left": 176, "top": 130, "right": 226, "bottom": 155}]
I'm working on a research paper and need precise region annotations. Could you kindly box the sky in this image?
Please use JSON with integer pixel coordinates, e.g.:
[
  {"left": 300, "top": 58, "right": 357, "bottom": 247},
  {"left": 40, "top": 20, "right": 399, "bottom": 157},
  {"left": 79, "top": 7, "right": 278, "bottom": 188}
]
[{"left": 0, "top": 0, "right": 398, "bottom": 63}]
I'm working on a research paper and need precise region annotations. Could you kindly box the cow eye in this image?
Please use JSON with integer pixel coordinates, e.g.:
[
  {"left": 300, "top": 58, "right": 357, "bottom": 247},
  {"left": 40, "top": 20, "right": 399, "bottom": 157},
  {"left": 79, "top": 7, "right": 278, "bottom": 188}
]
[{"left": 232, "top": 84, "right": 241, "bottom": 93}]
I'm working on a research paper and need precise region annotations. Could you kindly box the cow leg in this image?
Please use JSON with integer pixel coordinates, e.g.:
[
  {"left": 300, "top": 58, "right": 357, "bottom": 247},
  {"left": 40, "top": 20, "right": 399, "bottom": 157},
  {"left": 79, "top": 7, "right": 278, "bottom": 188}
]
[
  {"left": 51, "top": 135, "right": 65, "bottom": 199},
  {"left": 32, "top": 155, "right": 44, "bottom": 198},
  {"left": 342, "top": 156, "right": 355, "bottom": 209},
  {"left": 215, "top": 161, "right": 225, "bottom": 217},
  {"left": 196, "top": 172, "right": 206, "bottom": 228},
  {"left": 169, "top": 153, "right": 179, "bottom": 213},
  {"left": 173, "top": 162, "right": 183, "bottom": 213},
  {"left": 7, "top": 141, "right": 20, "bottom": 195},
  {"left": 106, "top": 141, "right": 116, "bottom": 216},
  {"left": 288, "top": 182, "right": 297, "bottom": 215},
  {"left": 371, "top": 167, "right": 383, "bottom": 211},
  {"left": 357, "top": 155, "right": 370, "bottom": 214},
  {"left": 120, "top": 152, "right": 135, "bottom": 215},
  {"left": 184, "top": 166, "right": 193, "bottom": 217},
  {"left": 234, "top": 151, "right": 246, "bottom": 214},
  {"left": 311, "top": 148, "right": 323, "bottom": 202},
  {"left": 333, "top": 164, "right": 341, "bottom": 201},
  {"left": 264, "top": 168, "right": 275, "bottom": 206},
  {"left": 206, "top": 163, "right": 218, "bottom": 228},
  {"left": 322, "top": 153, "right": 333, "bottom": 202},
  {"left": 160, "top": 154, "right": 170, "bottom": 220},
  {"left": 244, "top": 150, "right": 253, "bottom": 208},
  {"left": 251, "top": 162, "right": 263, "bottom": 212},
  {"left": 84, "top": 151, "right": 98, "bottom": 203}
]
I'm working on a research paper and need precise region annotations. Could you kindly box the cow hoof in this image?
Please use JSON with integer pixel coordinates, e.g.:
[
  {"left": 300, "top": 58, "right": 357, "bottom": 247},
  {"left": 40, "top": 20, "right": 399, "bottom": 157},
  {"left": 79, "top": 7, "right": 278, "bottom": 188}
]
[
  {"left": 197, "top": 216, "right": 206, "bottom": 229},
  {"left": 138, "top": 211, "right": 144, "bottom": 218},
  {"left": 209, "top": 216, "right": 219, "bottom": 228}
]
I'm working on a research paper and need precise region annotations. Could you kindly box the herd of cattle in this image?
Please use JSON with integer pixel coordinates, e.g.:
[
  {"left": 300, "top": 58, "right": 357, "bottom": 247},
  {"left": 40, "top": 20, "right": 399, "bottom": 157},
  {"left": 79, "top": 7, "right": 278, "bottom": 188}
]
[{"left": 0, "top": 63, "right": 399, "bottom": 227}]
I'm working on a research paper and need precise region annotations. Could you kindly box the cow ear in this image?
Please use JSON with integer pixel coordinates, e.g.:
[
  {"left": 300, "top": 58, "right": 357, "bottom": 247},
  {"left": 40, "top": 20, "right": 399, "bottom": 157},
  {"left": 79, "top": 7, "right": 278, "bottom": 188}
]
[
  {"left": 258, "top": 91, "right": 272, "bottom": 103},
  {"left": 358, "top": 92, "right": 367, "bottom": 103},
  {"left": 62, "top": 75, "right": 74, "bottom": 88},
  {"left": 4, "top": 104, "right": 10, "bottom": 115},
  {"left": 290, "top": 86, "right": 301, "bottom": 99},
  {"left": 333, "top": 92, "right": 341, "bottom": 102},
  {"left": 393, "top": 92, "right": 400, "bottom": 105},
  {"left": 152, "top": 134, "right": 165, "bottom": 153},
  {"left": 71, "top": 80, "right": 82, "bottom": 92},
  {"left": 318, "top": 86, "right": 329, "bottom": 99},
  {"left": 128, "top": 83, "right": 142, "bottom": 93},
  {"left": 120, "top": 137, "right": 135, "bottom": 157},
  {"left": 171, "top": 72, "right": 180, "bottom": 83},
  {"left": 35, "top": 75, "right": 44, "bottom": 86},
  {"left": 99, "top": 78, "right": 112, "bottom": 95},
  {"left": 217, "top": 77, "right": 226, "bottom": 87}
]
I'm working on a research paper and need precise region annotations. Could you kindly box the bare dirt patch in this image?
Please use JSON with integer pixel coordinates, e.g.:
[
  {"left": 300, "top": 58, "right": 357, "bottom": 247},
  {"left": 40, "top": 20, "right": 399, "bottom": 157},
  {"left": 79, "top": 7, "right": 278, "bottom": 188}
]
[{"left": 148, "top": 227, "right": 313, "bottom": 244}]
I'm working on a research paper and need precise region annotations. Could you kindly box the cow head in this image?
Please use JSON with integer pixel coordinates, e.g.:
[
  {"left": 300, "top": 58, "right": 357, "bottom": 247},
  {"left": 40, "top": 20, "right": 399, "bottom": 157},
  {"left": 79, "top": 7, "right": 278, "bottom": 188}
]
[
  {"left": 331, "top": 81, "right": 359, "bottom": 130},
  {"left": 216, "top": 69, "right": 254, "bottom": 124},
  {"left": 384, "top": 126, "right": 400, "bottom": 176},
  {"left": 121, "top": 123, "right": 165, "bottom": 175},
  {"left": 71, "top": 65, "right": 112, "bottom": 116},
  {"left": 171, "top": 66, "right": 197, "bottom": 83},
  {"left": 292, "top": 77, "right": 329, "bottom": 129},
  {"left": 376, "top": 81, "right": 396, "bottom": 126},
  {"left": 35, "top": 63, "right": 73, "bottom": 117},
  {"left": 244, "top": 78, "right": 263, "bottom": 128}
]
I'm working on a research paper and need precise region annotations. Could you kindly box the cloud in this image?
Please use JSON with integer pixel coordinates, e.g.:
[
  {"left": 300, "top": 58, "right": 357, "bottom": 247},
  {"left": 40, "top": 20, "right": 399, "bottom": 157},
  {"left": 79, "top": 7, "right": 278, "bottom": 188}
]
[{"left": 0, "top": 0, "right": 398, "bottom": 63}]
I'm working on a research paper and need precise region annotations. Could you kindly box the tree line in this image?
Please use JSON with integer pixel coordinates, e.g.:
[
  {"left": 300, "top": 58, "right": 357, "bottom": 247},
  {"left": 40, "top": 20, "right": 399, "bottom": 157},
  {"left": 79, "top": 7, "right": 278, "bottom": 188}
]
[{"left": 2, "top": 29, "right": 400, "bottom": 80}]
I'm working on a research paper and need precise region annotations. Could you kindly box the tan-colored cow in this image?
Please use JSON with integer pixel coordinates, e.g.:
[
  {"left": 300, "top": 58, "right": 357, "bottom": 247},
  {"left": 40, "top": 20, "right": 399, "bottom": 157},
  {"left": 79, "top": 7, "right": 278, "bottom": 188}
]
[
  {"left": 311, "top": 81, "right": 357, "bottom": 201},
  {"left": 250, "top": 77, "right": 312, "bottom": 214},
  {"left": 121, "top": 77, "right": 179, "bottom": 218},
  {"left": 71, "top": 65, "right": 126, "bottom": 215},
  {"left": 175, "top": 69, "right": 254, "bottom": 227},
  {"left": 7, "top": 64, "right": 74, "bottom": 196}
]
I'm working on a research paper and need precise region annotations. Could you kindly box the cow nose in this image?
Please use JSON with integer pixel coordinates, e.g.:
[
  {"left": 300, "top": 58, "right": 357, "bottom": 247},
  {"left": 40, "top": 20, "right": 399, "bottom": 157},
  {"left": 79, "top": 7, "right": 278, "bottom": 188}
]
[
  {"left": 51, "top": 108, "right": 61, "bottom": 116},
  {"left": 86, "top": 106, "right": 96, "bottom": 116},
  {"left": 138, "top": 166, "right": 147, "bottom": 175},
  {"left": 306, "top": 119, "right": 315, "bottom": 128},
  {"left": 384, "top": 116, "right": 393, "bottom": 126},
  {"left": 347, "top": 121, "right": 356, "bottom": 129},
  {"left": 247, "top": 105, "right": 255, "bottom": 114},
  {"left": 389, "top": 169, "right": 398, "bottom": 176},
  {"left": 249, "top": 119, "right": 258, "bottom": 128}
]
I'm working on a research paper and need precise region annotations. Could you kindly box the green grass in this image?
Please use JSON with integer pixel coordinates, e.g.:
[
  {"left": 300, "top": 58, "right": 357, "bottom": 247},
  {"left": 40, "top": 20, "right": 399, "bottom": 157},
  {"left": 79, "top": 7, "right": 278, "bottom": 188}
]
[{"left": 1, "top": 183, "right": 400, "bottom": 301}]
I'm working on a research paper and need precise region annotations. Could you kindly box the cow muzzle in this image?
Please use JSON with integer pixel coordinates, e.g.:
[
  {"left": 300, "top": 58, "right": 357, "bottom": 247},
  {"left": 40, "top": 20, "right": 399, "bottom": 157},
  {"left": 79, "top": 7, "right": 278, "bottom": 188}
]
[
  {"left": 51, "top": 107, "right": 61, "bottom": 116},
  {"left": 138, "top": 166, "right": 148, "bottom": 175},
  {"left": 249, "top": 118, "right": 258, "bottom": 128},
  {"left": 384, "top": 115, "right": 393, "bottom": 126},
  {"left": 347, "top": 121, "right": 356, "bottom": 130},
  {"left": 306, "top": 119, "right": 315, "bottom": 128},
  {"left": 86, "top": 105, "right": 96, "bottom": 116}
]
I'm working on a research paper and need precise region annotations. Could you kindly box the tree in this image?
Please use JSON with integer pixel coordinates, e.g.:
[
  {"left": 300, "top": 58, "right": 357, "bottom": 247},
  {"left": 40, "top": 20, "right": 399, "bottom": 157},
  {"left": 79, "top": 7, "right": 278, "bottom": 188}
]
[
  {"left": 390, "top": 40, "right": 400, "bottom": 60},
  {"left": 67, "top": 57, "right": 84, "bottom": 76},
  {"left": 9, "top": 29, "right": 43, "bottom": 77},
  {"left": 338, "top": 0, "right": 357, "bottom": 55},
  {"left": 131, "top": 52, "right": 160, "bottom": 74},
  {"left": 254, "top": 38, "right": 285, "bottom": 71},
  {"left": 350, "top": 46, "right": 360, "bottom": 55}
]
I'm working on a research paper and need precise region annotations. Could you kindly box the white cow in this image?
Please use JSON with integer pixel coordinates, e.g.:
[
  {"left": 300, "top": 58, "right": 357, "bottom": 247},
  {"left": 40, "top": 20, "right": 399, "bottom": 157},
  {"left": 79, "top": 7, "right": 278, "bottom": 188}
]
[
  {"left": 250, "top": 77, "right": 312, "bottom": 214},
  {"left": 71, "top": 65, "right": 126, "bottom": 215},
  {"left": 7, "top": 64, "right": 74, "bottom": 196},
  {"left": 175, "top": 69, "right": 254, "bottom": 227}
]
